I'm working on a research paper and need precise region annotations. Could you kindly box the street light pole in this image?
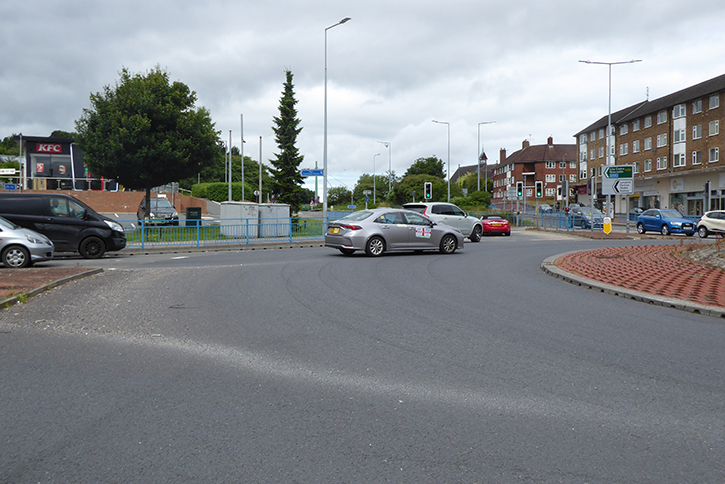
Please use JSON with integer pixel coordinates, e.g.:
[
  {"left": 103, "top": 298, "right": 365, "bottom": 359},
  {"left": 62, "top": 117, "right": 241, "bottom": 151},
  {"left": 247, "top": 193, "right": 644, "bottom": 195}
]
[
  {"left": 477, "top": 121, "right": 496, "bottom": 192},
  {"left": 579, "top": 59, "right": 641, "bottom": 217},
  {"left": 323, "top": 17, "right": 351, "bottom": 225},
  {"left": 377, "top": 141, "right": 391, "bottom": 197},
  {"left": 432, "top": 120, "right": 450, "bottom": 201},
  {"left": 373, "top": 152, "right": 380, "bottom": 204}
]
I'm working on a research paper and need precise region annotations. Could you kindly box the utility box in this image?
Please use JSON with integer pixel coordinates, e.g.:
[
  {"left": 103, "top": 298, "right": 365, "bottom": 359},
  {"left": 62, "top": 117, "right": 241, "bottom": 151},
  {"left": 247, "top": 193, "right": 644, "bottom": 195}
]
[
  {"left": 185, "top": 207, "right": 202, "bottom": 227},
  {"left": 220, "top": 202, "right": 259, "bottom": 238},
  {"left": 257, "top": 203, "right": 290, "bottom": 238}
]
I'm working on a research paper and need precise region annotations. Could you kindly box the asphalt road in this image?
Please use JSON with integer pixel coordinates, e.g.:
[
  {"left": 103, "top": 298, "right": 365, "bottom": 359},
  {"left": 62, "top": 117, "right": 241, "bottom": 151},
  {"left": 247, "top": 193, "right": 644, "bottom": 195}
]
[{"left": 1, "top": 231, "right": 723, "bottom": 483}]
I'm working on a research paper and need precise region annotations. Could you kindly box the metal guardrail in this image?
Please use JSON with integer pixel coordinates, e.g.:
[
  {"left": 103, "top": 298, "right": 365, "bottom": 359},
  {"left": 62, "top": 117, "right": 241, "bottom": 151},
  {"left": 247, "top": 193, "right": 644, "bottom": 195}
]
[{"left": 121, "top": 217, "right": 327, "bottom": 250}]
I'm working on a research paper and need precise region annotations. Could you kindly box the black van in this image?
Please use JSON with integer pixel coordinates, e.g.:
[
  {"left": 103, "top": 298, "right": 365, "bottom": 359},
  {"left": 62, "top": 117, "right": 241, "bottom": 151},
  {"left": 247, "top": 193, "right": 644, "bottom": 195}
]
[{"left": 0, "top": 193, "right": 126, "bottom": 259}]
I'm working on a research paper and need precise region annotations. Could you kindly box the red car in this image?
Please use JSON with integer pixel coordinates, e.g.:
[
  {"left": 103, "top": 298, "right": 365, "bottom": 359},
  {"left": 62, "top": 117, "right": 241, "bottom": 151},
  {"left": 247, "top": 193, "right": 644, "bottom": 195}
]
[{"left": 480, "top": 215, "right": 511, "bottom": 236}]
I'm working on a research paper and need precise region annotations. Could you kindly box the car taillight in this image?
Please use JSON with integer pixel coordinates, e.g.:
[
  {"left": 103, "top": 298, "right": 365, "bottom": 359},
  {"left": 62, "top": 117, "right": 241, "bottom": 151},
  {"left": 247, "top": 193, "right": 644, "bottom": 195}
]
[{"left": 340, "top": 224, "right": 363, "bottom": 230}]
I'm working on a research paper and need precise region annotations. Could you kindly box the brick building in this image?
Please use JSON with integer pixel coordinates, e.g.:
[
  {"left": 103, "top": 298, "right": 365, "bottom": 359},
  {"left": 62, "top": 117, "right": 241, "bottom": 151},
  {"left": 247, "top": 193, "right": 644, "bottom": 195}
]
[
  {"left": 574, "top": 73, "right": 725, "bottom": 215},
  {"left": 491, "top": 137, "right": 577, "bottom": 207}
]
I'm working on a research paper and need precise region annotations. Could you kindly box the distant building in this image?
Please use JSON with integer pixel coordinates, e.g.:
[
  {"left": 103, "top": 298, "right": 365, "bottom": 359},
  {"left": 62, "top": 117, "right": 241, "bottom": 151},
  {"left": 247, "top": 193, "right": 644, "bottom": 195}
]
[
  {"left": 491, "top": 137, "right": 577, "bottom": 206},
  {"left": 574, "top": 72, "right": 725, "bottom": 214}
]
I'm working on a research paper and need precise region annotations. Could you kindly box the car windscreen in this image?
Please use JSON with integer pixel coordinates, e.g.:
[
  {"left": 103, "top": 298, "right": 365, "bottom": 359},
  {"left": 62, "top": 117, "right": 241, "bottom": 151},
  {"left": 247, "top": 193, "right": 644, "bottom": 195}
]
[
  {"left": 661, "top": 210, "right": 684, "bottom": 219},
  {"left": 151, "top": 199, "right": 173, "bottom": 208},
  {"left": 0, "top": 216, "right": 18, "bottom": 230}
]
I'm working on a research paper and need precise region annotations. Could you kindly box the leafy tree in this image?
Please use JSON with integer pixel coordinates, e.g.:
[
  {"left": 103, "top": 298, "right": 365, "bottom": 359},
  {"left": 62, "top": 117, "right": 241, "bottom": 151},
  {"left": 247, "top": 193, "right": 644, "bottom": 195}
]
[
  {"left": 352, "top": 173, "right": 388, "bottom": 206},
  {"left": 404, "top": 156, "right": 446, "bottom": 178},
  {"left": 75, "top": 66, "right": 220, "bottom": 217},
  {"left": 0, "top": 136, "right": 19, "bottom": 155},
  {"left": 269, "top": 70, "right": 304, "bottom": 213},
  {"left": 388, "top": 174, "right": 458, "bottom": 206},
  {"left": 50, "top": 130, "right": 77, "bottom": 139},
  {"left": 327, "top": 186, "right": 351, "bottom": 207}
]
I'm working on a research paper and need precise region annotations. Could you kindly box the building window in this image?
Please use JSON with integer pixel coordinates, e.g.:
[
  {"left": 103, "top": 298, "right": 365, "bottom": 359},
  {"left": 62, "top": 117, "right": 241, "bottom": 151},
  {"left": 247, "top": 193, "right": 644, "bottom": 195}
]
[
  {"left": 590, "top": 132, "right": 596, "bottom": 141},
  {"left": 633, "top": 161, "right": 640, "bottom": 174},
  {"left": 598, "top": 128, "right": 605, "bottom": 139},
  {"left": 673, "top": 153, "right": 686, "bottom": 167},
  {"left": 569, "top": 174, "right": 576, "bottom": 183},
  {"left": 674, "top": 128, "right": 686, "bottom": 143},
  {"left": 591, "top": 168, "right": 596, "bottom": 177},
  {"left": 657, "top": 111, "right": 667, "bottom": 124},
  {"left": 598, "top": 146, "right": 604, "bottom": 158},
  {"left": 546, "top": 161, "right": 556, "bottom": 169},
  {"left": 644, "top": 137, "right": 652, "bottom": 150},
  {"left": 656, "top": 156, "right": 667, "bottom": 170},
  {"left": 620, "top": 124, "right": 628, "bottom": 135},
  {"left": 709, "top": 147, "right": 719, "bottom": 162},
  {"left": 633, "top": 119, "right": 640, "bottom": 131},
  {"left": 709, "top": 94, "right": 720, "bottom": 110},
  {"left": 580, "top": 134, "right": 587, "bottom": 144},
  {"left": 709, "top": 120, "right": 719, "bottom": 136},
  {"left": 656, "top": 134, "right": 667, "bottom": 147},
  {"left": 545, "top": 188, "right": 556, "bottom": 197},
  {"left": 693, "top": 99, "right": 702, "bottom": 114},
  {"left": 588, "top": 151, "right": 594, "bottom": 162},
  {"left": 644, "top": 115, "right": 652, "bottom": 128},
  {"left": 545, "top": 174, "right": 556, "bottom": 182},
  {"left": 673, "top": 104, "right": 686, "bottom": 118},
  {"left": 569, "top": 161, "right": 576, "bottom": 169},
  {"left": 632, "top": 140, "right": 640, "bottom": 153},
  {"left": 644, "top": 159, "right": 652, "bottom": 172},
  {"left": 619, "top": 143, "right": 628, "bottom": 155},
  {"left": 693, "top": 124, "right": 702, "bottom": 139},
  {"left": 692, "top": 150, "right": 702, "bottom": 165}
]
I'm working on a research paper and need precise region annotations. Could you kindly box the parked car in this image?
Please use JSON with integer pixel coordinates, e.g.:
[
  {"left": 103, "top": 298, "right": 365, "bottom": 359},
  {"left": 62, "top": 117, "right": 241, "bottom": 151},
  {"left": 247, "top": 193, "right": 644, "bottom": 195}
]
[
  {"left": 480, "top": 215, "right": 511, "bottom": 236},
  {"left": 0, "top": 193, "right": 126, "bottom": 259},
  {"left": 696, "top": 210, "right": 725, "bottom": 238},
  {"left": 569, "top": 206, "right": 604, "bottom": 229},
  {"left": 636, "top": 209, "right": 696, "bottom": 236},
  {"left": 137, "top": 196, "right": 179, "bottom": 225},
  {"left": 325, "top": 208, "right": 464, "bottom": 257},
  {"left": 402, "top": 202, "right": 483, "bottom": 242},
  {"left": 0, "top": 215, "right": 54, "bottom": 268}
]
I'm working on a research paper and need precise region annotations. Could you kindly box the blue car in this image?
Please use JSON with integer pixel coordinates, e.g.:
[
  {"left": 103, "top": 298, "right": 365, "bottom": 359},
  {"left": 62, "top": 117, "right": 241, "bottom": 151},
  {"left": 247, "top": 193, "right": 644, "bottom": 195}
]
[{"left": 636, "top": 209, "right": 695, "bottom": 236}]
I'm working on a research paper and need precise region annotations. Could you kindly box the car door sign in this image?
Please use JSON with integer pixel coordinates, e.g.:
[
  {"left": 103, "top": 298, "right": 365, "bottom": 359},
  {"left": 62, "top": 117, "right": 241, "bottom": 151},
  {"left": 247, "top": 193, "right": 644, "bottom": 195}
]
[{"left": 415, "top": 227, "right": 431, "bottom": 238}]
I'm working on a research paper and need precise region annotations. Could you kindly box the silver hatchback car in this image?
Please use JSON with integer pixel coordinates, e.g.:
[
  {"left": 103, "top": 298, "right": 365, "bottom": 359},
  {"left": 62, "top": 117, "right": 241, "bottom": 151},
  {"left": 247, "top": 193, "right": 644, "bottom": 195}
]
[
  {"left": 325, "top": 208, "right": 464, "bottom": 256},
  {"left": 0, "top": 215, "right": 54, "bottom": 268}
]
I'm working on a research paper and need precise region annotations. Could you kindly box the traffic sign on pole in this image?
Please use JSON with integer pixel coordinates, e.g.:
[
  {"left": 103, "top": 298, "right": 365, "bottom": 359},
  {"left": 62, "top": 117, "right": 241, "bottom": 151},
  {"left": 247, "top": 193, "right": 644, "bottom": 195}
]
[{"left": 602, "top": 165, "right": 634, "bottom": 195}]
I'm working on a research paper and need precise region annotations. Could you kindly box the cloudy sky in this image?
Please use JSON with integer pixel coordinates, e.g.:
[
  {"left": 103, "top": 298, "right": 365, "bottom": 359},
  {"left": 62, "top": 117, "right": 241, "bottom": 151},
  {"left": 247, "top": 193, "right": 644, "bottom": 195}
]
[{"left": 3, "top": 0, "right": 725, "bottom": 194}]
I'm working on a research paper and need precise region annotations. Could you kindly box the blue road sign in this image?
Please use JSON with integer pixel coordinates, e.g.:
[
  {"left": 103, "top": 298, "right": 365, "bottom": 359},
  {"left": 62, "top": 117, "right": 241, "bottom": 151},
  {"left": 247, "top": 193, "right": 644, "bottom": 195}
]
[
  {"left": 4, "top": 184, "right": 17, "bottom": 191},
  {"left": 301, "top": 169, "right": 324, "bottom": 177}
]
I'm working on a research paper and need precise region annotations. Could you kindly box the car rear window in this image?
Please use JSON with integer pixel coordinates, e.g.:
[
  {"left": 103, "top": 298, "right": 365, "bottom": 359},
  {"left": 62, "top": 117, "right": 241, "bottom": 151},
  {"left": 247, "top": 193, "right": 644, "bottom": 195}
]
[{"left": 403, "top": 205, "right": 426, "bottom": 214}]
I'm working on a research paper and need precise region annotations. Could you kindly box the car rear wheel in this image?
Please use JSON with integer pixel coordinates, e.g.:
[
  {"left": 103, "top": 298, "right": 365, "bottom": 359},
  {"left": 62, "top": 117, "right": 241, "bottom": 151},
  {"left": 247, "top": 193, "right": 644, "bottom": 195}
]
[
  {"left": 661, "top": 225, "right": 670, "bottom": 236},
  {"left": 365, "top": 236, "right": 385, "bottom": 257},
  {"left": 1, "top": 245, "right": 31, "bottom": 268},
  {"left": 79, "top": 236, "right": 106, "bottom": 259},
  {"left": 439, "top": 234, "right": 457, "bottom": 254},
  {"left": 698, "top": 226, "right": 709, "bottom": 238},
  {"left": 339, "top": 248, "right": 355, "bottom": 256},
  {"left": 469, "top": 225, "right": 482, "bottom": 243},
  {"left": 636, "top": 223, "right": 645, "bottom": 234}
]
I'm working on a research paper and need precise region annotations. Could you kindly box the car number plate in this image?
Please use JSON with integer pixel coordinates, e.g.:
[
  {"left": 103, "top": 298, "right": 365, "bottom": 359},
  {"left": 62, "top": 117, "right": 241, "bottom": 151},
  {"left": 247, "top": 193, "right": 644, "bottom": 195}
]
[{"left": 330, "top": 227, "right": 340, "bottom": 234}]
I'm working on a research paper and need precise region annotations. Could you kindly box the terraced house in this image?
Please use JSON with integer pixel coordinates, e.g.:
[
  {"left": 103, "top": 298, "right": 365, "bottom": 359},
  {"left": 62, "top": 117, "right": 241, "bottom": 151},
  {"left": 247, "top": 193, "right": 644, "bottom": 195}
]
[{"left": 574, "top": 73, "right": 725, "bottom": 215}]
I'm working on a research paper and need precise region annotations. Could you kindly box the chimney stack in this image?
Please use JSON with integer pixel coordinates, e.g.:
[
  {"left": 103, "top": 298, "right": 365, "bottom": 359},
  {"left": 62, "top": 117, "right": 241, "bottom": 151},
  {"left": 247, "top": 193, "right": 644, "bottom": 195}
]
[
  {"left": 522, "top": 139, "right": 530, "bottom": 149},
  {"left": 500, "top": 148, "right": 507, "bottom": 162},
  {"left": 547, "top": 136, "right": 554, "bottom": 146}
]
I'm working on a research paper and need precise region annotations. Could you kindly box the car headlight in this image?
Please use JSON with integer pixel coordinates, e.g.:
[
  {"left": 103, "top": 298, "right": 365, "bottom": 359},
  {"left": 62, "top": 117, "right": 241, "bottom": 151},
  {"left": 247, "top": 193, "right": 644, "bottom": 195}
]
[
  {"left": 104, "top": 220, "right": 124, "bottom": 232},
  {"left": 172, "top": 211, "right": 178, "bottom": 218},
  {"left": 671, "top": 222, "right": 682, "bottom": 227}
]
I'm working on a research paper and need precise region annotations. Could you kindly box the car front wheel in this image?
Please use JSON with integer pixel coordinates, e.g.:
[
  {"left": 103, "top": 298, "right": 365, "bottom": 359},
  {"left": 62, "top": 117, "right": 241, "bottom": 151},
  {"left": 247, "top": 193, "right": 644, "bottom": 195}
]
[
  {"left": 1, "top": 245, "right": 31, "bottom": 268},
  {"left": 79, "top": 236, "right": 106, "bottom": 259},
  {"left": 439, "top": 234, "right": 457, "bottom": 254},
  {"left": 636, "top": 223, "right": 645, "bottom": 234},
  {"left": 661, "top": 225, "right": 670, "bottom": 236},
  {"left": 698, "top": 226, "right": 709, "bottom": 238},
  {"left": 469, "top": 225, "right": 482, "bottom": 243},
  {"left": 365, "top": 236, "right": 385, "bottom": 257}
]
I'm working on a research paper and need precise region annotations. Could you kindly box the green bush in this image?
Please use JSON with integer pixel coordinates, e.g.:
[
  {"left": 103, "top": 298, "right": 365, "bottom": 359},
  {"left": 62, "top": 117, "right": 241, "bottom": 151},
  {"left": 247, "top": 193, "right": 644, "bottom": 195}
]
[{"left": 192, "top": 182, "right": 253, "bottom": 202}]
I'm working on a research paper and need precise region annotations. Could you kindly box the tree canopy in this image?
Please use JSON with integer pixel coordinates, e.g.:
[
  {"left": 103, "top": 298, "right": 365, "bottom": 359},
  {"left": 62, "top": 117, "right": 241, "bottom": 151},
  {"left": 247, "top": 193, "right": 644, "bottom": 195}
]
[
  {"left": 75, "top": 66, "right": 220, "bottom": 201},
  {"left": 404, "top": 156, "right": 446, "bottom": 178},
  {"left": 269, "top": 70, "right": 304, "bottom": 213}
]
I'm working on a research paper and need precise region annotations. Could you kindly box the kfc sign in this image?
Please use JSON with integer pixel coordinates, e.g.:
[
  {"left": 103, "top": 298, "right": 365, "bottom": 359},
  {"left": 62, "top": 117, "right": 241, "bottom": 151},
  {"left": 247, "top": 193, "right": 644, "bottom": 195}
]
[{"left": 36, "top": 143, "right": 62, "bottom": 153}]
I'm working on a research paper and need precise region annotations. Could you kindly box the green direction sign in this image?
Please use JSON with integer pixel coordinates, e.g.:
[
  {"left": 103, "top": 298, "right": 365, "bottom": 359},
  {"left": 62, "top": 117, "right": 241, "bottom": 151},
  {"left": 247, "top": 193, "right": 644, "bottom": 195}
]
[{"left": 602, "top": 165, "right": 634, "bottom": 195}]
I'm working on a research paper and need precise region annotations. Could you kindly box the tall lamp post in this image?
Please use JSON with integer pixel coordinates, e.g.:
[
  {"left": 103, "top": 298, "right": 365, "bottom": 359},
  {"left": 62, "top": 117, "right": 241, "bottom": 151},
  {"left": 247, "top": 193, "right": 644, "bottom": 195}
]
[
  {"left": 323, "top": 17, "right": 351, "bottom": 224},
  {"left": 373, "top": 152, "right": 380, "bottom": 204},
  {"left": 377, "top": 141, "right": 391, "bottom": 197},
  {"left": 432, "top": 120, "right": 450, "bottom": 201},
  {"left": 579, "top": 59, "right": 641, "bottom": 217},
  {"left": 477, "top": 121, "right": 496, "bottom": 192}
]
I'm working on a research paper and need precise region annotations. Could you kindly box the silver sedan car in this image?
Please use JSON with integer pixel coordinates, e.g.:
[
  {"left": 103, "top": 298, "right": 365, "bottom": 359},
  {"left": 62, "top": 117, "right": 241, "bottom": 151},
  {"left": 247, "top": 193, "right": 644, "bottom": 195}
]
[
  {"left": 325, "top": 208, "right": 464, "bottom": 256},
  {"left": 0, "top": 215, "right": 55, "bottom": 268}
]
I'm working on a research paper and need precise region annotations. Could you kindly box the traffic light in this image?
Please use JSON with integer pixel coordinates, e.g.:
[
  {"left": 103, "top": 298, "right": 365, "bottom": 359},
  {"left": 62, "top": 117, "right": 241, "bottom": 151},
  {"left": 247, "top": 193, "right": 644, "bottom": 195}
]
[
  {"left": 516, "top": 181, "right": 523, "bottom": 197},
  {"left": 424, "top": 181, "right": 433, "bottom": 199},
  {"left": 535, "top": 181, "right": 543, "bottom": 198}
]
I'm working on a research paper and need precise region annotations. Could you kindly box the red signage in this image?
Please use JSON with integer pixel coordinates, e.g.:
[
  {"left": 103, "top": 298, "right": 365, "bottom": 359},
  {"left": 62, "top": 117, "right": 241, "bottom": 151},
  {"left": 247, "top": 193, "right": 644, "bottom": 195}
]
[{"left": 36, "top": 143, "right": 62, "bottom": 153}]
